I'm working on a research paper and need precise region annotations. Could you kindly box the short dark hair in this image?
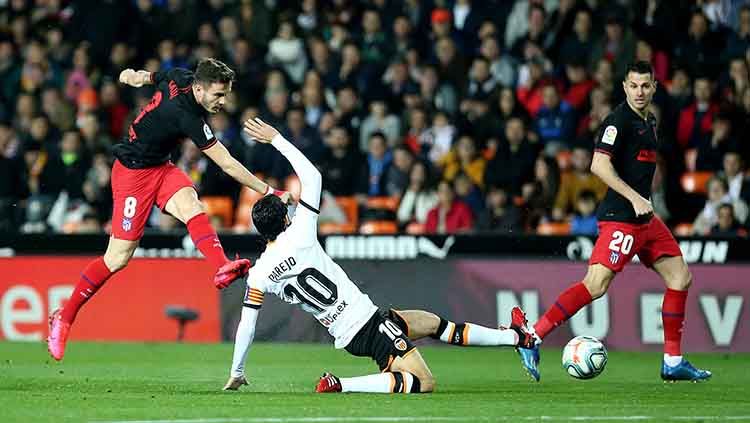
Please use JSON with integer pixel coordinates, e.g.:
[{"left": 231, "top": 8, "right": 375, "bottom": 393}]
[
  {"left": 252, "top": 195, "right": 288, "bottom": 242},
  {"left": 194, "top": 58, "right": 235, "bottom": 85},
  {"left": 625, "top": 61, "right": 654, "bottom": 80}
]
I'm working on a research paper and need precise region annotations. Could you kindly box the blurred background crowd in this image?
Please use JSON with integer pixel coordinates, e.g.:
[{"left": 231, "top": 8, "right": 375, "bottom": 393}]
[{"left": 1, "top": 0, "right": 750, "bottom": 237}]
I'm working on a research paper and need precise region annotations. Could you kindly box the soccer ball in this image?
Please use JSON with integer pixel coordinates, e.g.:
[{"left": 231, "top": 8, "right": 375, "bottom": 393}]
[{"left": 561, "top": 335, "right": 608, "bottom": 379}]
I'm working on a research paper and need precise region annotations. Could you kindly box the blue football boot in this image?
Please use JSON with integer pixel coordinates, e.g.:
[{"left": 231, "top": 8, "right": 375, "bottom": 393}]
[
  {"left": 511, "top": 306, "right": 541, "bottom": 382},
  {"left": 661, "top": 358, "right": 712, "bottom": 382}
]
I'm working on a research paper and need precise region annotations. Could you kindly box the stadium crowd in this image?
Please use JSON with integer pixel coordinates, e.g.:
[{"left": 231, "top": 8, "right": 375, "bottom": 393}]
[{"left": 1, "top": 0, "right": 750, "bottom": 237}]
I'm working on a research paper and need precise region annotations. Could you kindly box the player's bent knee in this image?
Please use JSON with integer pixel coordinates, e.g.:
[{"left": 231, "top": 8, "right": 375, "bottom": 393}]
[
  {"left": 104, "top": 252, "right": 131, "bottom": 272},
  {"left": 583, "top": 265, "right": 614, "bottom": 299},
  {"left": 676, "top": 270, "right": 692, "bottom": 290}
]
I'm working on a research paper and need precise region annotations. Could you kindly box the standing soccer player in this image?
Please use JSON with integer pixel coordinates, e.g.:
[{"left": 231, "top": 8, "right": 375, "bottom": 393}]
[
  {"left": 516, "top": 62, "right": 712, "bottom": 382},
  {"left": 223, "top": 118, "right": 536, "bottom": 394},
  {"left": 47, "top": 58, "right": 288, "bottom": 361}
]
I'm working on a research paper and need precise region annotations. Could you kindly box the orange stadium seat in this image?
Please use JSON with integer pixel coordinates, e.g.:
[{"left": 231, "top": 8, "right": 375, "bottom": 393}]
[
  {"left": 318, "top": 196, "right": 359, "bottom": 235},
  {"left": 680, "top": 171, "right": 713, "bottom": 195},
  {"left": 360, "top": 220, "right": 398, "bottom": 234},
  {"left": 202, "top": 196, "right": 234, "bottom": 228},
  {"left": 366, "top": 196, "right": 399, "bottom": 211},
  {"left": 673, "top": 223, "right": 693, "bottom": 236},
  {"left": 405, "top": 222, "right": 426, "bottom": 234},
  {"left": 684, "top": 148, "right": 697, "bottom": 172},
  {"left": 536, "top": 221, "right": 571, "bottom": 236}
]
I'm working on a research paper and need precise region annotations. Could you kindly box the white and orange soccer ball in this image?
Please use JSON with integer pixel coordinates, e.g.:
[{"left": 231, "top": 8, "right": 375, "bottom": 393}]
[{"left": 562, "top": 335, "right": 608, "bottom": 379}]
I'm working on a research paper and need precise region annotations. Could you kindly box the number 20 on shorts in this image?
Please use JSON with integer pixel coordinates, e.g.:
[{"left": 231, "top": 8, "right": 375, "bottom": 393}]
[{"left": 608, "top": 230, "right": 634, "bottom": 254}]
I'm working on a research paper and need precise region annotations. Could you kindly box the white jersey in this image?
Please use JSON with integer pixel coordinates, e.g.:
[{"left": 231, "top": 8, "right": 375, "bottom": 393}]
[{"left": 242, "top": 136, "right": 377, "bottom": 349}]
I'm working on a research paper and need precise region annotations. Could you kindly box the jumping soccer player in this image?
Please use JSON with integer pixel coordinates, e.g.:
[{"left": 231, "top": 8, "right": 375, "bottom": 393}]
[
  {"left": 516, "top": 61, "right": 711, "bottom": 382},
  {"left": 223, "top": 118, "right": 536, "bottom": 394},
  {"left": 47, "top": 58, "right": 288, "bottom": 361}
]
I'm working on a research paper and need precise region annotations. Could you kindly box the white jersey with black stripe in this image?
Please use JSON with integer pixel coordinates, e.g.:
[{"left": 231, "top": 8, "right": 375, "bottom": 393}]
[{"left": 242, "top": 134, "right": 377, "bottom": 349}]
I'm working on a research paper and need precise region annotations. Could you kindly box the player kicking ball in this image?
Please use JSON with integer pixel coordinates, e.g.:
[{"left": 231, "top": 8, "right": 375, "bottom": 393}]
[
  {"left": 47, "top": 59, "right": 288, "bottom": 361},
  {"left": 516, "top": 62, "right": 711, "bottom": 383},
  {"left": 223, "top": 118, "right": 536, "bottom": 394}
]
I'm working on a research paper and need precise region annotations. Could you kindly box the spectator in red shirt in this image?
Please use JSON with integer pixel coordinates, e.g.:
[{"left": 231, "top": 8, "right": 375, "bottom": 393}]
[
  {"left": 425, "top": 180, "right": 474, "bottom": 234},
  {"left": 677, "top": 76, "right": 719, "bottom": 149}
]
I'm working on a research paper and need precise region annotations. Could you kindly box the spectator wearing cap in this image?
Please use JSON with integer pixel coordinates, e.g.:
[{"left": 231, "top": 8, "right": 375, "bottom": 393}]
[
  {"left": 429, "top": 8, "right": 464, "bottom": 53},
  {"left": 677, "top": 76, "right": 719, "bottom": 150},
  {"left": 536, "top": 83, "right": 576, "bottom": 154},
  {"left": 588, "top": 10, "right": 635, "bottom": 82}
]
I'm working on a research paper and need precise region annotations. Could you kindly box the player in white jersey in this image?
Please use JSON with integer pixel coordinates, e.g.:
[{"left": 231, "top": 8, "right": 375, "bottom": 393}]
[{"left": 223, "top": 118, "right": 536, "bottom": 394}]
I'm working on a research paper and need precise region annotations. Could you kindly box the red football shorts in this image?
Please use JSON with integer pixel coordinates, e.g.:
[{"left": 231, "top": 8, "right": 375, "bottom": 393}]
[
  {"left": 589, "top": 216, "right": 683, "bottom": 273},
  {"left": 110, "top": 160, "right": 194, "bottom": 240}
]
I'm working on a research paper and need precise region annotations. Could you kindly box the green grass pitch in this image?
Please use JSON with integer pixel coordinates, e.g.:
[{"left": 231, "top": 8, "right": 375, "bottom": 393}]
[{"left": 1, "top": 341, "right": 749, "bottom": 423}]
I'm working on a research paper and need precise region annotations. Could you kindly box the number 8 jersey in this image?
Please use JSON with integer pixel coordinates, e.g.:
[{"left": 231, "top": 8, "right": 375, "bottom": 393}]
[{"left": 242, "top": 201, "right": 378, "bottom": 349}]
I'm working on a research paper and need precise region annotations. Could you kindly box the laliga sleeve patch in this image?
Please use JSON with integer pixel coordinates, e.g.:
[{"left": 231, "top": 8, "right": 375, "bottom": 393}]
[
  {"left": 602, "top": 125, "right": 617, "bottom": 145},
  {"left": 203, "top": 123, "right": 214, "bottom": 140}
]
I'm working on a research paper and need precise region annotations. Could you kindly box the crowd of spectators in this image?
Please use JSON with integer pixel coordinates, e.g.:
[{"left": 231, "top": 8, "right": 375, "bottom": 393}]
[{"left": 1, "top": 0, "right": 750, "bottom": 238}]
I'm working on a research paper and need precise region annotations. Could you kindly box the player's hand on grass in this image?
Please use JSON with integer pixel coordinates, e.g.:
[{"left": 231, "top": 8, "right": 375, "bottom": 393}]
[
  {"left": 631, "top": 195, "right": 653, "bottom": 217},
  {"left": 243, "top": 118, "right": 279, "bottom": 143},
  {"left": 119, "top": 69, "right": 150, "bottom": 87},
  {"left": 223, "top": 375, "right": 249, "bottom": 391}
]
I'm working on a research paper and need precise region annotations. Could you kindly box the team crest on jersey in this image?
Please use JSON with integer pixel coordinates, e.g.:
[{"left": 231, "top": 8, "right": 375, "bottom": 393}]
[
  {"left": 602, "top": 125, "right": 617, "bottom": 145},
  {"left": 394, "top": 338, "right": 408, "bottom": 351},
  {"left": 122, "top": 218, "right": 132, "bottom": 232},
  {"left": 203, "top": 123, "right": 213, "bottom": 140},
  {"left": 609, "top": 251, "right": 620, "bottom": 264}
]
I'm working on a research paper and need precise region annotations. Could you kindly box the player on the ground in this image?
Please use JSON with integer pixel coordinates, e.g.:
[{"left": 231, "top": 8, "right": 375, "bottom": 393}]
[
  {"left": 47, "top": 58, "right": 288, "bottom": 361},
  {"left": 223, "top": 118, "right": 536, "bottom": 394},
  {"left": 516, "top": 61, "right": 712, "bottom": 382}
]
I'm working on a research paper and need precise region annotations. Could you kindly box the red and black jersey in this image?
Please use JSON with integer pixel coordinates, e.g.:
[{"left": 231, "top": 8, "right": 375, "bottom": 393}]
[
  {"left": 593, "top": 101, "right": 658, "bottom": 224},
  {"left": 112, "top": 68, "right": 218, "bottom": 169}
]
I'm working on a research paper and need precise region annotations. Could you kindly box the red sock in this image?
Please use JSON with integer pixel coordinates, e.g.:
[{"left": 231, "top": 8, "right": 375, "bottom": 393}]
[
  {"left": 186, "top": 213, "right": 229, "bottom": 269},
  {"left": 534, "top": 281, "right": 593, "bottom": 339},
  {"left": 662, "top": 288, "right": 688, "bottom": 356},
  {"left": 61, "top": 257, "right": 114, "bottom": 324}
]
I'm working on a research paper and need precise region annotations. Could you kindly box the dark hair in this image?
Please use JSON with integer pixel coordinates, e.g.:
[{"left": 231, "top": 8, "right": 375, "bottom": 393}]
[
  {"left": 252, "top": 195, "right": 288, "bottom": 242},
  {"left": 194, "top": 58, "right": 235, "bottom": 85},
  {"left": 625, "top": 61, "right": 654, "bottom": 80},
  {"left": 578, "top": 189, "right": 597, "bottom": 202}
]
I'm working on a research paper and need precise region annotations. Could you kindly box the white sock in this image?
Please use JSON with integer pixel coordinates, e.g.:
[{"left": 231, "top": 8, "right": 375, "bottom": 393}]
[
  {"left": 438, "top": 321, "right": 517, "bottom": 346},
  {"left": 664, "top": 354, "right": 683, "bottom": 366},
  {"left": 340, "top": 372, "right": 416, "bottom": 393}
]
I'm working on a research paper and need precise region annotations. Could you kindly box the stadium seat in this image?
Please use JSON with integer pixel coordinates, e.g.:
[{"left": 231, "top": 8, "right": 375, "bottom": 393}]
[
  {"left": 317, "top": 196, "right": 359, "bottom": 235},
  {"left": 366, "top": 196, "right": 399, "bottom": 211},
  {"left": 673, "top": 223, "right": 693, "bottom": 236},
  {"left": 680, "top": 171, "right": 713, "bottom": 194},
  {"left": 202, "top": 196, "right": 234, "bottom": 228},
  {"left": 536, "top": 221, "right": 571, "bottom": 235},
  {"left": 405, "top": 222, "right": 426, "bottom": 234},
  {"left": 359, "top": 220, "right": 398, "bottom": 234}
]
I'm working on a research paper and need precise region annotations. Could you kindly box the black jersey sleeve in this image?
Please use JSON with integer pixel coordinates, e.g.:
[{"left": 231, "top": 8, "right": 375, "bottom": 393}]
[
  {"left": 594, "top": 113, "right": 626, "bottom": 158},
  {"left": 180, "top": 114, "right": 218, "bottom": 150},
  {"left": 151, "top": 68, "right": 194, "bottom": 87}
]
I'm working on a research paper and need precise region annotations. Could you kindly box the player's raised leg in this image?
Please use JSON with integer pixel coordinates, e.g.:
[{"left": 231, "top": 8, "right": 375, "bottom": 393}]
[
  {"left": 652, "top": 255, "right": 711, "bottom": 381},
  {"left": 161, "top": 177, "right": 250, "bottom": 289},
  {"left": 48, "top": 237, "right": 137, "bottom": 360},
  {"left": 388, "top": 309, "right": 534, "bottom": 348}
]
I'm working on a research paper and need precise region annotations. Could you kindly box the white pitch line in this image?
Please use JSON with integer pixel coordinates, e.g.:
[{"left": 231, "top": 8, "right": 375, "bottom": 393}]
[{"left": 90, "top": 416, "right": 750, "bottom": 423}]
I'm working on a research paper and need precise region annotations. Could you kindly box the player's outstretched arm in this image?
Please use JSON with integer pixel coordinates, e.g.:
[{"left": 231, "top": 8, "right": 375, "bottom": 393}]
[
  {"left": 591, "top": 152, "right": 653, "bottom": 217},
  {"left": 243, "top": 118, "right": 322, "bottom": 210},
  {"left": 118, "top": 69, "right": 153, "bottom": 88},
  {"left": 225, "top": 305, "right": 260, "bottom": 390},
  {"left": 203, "top": 141, "right": 288, "bottom": 200}
]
